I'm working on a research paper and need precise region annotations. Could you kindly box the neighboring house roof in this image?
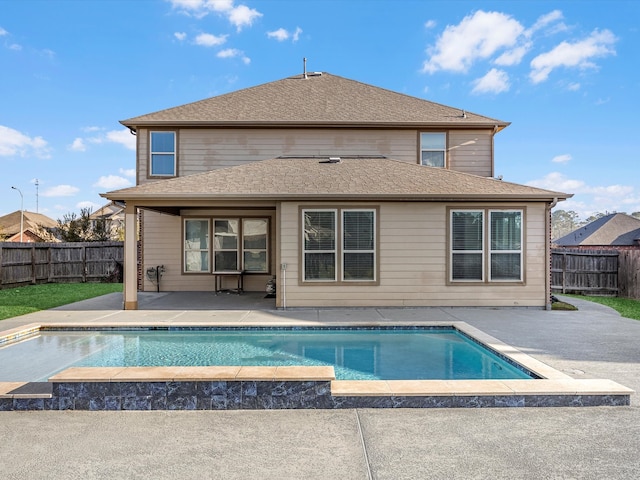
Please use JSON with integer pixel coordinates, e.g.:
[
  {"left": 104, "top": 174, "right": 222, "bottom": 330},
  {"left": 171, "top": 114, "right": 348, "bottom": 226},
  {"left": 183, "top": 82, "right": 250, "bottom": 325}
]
[
  {"left": 121, "top": 73, "right": 509, "bottom": 130},
  {"left": 554, "top": 213, "right": 640, "bottom": 246},
  {"left": 104, "top": 157, "right": 569, "bottom": 203},
  {"left": 0, "top": 210, "right": 58, "bottom": 238},
  {"left": 89, "top": 201, "right": 125, "bottom": 221}
]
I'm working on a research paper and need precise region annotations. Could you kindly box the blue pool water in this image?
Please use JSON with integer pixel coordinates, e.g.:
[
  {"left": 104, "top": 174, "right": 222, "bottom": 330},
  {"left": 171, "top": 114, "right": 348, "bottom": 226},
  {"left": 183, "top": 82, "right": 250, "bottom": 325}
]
[{"left": 0, "top": 327, "right": 535, "bottom": 382}]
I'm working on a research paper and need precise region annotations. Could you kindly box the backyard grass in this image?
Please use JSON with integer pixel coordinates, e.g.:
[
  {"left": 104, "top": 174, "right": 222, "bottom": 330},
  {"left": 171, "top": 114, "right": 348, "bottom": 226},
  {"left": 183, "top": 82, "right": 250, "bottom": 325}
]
[
  {"left": 566, "top": 294, "right": 640, "bottom": 321},
  {"left": 0, "top": 283, "right": 123, "bottom": 321}
]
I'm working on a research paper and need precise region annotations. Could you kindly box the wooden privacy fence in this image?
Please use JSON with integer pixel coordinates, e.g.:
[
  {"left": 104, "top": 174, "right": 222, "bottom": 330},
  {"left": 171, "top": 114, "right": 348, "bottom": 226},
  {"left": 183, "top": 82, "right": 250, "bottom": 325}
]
[
  {"left": 0, "top": 241, "right": 123, "bottom": 289},
  {"left": 619, "top": 249, "right": 640, "bottom": 299},
  {"left": 551, "top": 249, "right": 619, "bottom": 296}
]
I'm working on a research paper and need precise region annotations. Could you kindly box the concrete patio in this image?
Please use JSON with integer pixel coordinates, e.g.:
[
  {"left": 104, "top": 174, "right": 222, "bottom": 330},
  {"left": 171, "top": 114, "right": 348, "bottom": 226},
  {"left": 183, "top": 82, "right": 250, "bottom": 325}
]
[{"left": 1, "top": 292, "right": 640, "bottom": 478}]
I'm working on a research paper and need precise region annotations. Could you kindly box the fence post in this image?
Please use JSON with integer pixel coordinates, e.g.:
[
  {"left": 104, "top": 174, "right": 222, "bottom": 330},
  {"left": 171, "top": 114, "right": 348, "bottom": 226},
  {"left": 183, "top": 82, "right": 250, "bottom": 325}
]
[
  {"left": 82, "top": 245, "right": 87, "bottom": 283},
  {"left": 561, "top": 251, "right": 566, "bottom": 294},
  {"left": 31, "top": 245, "right": 36, "bottom": 284},
  {"left": 0, "top": 245, "right": 3, "bottom": 288}
]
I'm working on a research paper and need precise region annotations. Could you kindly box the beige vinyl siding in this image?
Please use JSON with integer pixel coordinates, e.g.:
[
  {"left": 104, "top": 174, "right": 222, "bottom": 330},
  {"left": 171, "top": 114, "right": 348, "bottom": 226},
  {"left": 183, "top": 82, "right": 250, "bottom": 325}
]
[
  {"left": 447, "top": 130, "right": 493, "bottom": 176},
  {"left": 136, "top": 129, "right": 415, "bottom": 183},
  {"left": 136, "top": 127, "right": 496, "bottom": 184},
  {"left": 141, "top": 208, "right": 276, "bottom": 292},
  {"left": 278, "top": 201, "right": 548, "bottom": 307}
]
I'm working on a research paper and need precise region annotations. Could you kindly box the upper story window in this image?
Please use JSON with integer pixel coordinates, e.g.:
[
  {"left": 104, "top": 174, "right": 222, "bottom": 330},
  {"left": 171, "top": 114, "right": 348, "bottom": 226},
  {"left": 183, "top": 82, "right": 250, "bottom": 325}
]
[
  {"left": 150, "top": 131, "right": 176, "bottom": 176},
  {"left": 420, "top": 132, "right": 446, "bottom": 167}
]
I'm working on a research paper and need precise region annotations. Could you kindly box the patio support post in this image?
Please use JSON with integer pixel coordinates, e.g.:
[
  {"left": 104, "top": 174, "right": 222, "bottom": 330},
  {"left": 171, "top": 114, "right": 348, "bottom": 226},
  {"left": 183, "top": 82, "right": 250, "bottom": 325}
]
[{"left": 123, "top": 203, "right": 138, "bottom": 310}]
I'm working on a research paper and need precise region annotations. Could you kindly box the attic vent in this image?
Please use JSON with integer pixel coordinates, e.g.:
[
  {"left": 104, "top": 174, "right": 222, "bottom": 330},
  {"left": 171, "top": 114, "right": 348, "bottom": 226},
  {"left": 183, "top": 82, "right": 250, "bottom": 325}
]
[{"left": 319, "top": 157, "right": 341, "bottom": 164}]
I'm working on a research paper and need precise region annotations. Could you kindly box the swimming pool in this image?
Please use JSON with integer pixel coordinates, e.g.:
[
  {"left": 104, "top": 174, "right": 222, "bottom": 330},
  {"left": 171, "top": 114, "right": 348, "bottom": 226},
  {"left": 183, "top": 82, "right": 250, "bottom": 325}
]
[{"left": 0, "top": 326, "right": 534, "bottom": 382}]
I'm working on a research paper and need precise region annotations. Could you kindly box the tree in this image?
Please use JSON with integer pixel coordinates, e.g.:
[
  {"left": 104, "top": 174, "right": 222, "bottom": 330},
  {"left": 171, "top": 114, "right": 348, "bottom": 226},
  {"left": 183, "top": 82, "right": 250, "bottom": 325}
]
[
  {"left": 57, "top": 207, "right": 111, "bottom": 242},
  {"left": 551, "top": 209, "right": 583, "bottom": 240},
  {"left": 632, "top": 212, "right": 640, "bottom": 220}
]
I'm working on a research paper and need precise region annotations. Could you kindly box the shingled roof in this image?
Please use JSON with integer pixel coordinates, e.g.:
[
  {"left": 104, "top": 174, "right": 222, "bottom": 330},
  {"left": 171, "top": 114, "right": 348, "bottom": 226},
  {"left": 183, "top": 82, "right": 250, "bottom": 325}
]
[
  {"left": 104, "top": 157, "right": 569, "bottom": 203},
  {"left": 554, "top": 213, "right": 640, "bottom": 246},
  {"left": 121, "top": 73, "right": 509, "bottom": 129}
]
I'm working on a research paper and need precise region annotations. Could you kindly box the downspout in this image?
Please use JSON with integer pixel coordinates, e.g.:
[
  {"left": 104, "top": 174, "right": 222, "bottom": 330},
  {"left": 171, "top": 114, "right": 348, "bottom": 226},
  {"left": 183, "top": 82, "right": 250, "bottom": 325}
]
[{"left": 545, "top": 197, "right": 559, "bottom": 310}]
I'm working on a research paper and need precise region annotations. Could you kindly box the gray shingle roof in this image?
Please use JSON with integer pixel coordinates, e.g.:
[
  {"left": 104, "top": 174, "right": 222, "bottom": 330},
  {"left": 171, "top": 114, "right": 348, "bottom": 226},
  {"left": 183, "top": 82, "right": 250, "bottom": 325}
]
[
  {"left": 554, "top": 213, "right": 640, "bottom": 246},
  {"left": 104, "top": 157, "right": 569, "bottom": 202},
  {"left": 122, "top": 73, "right": 509, "bottom": 129}
]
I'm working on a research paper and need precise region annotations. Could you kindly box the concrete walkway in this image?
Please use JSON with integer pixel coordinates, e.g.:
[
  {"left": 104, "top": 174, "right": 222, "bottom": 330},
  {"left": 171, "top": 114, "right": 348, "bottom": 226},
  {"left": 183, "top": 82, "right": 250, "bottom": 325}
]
[{"left": 1, "top": 293, "right": 640, "bottom": 479}]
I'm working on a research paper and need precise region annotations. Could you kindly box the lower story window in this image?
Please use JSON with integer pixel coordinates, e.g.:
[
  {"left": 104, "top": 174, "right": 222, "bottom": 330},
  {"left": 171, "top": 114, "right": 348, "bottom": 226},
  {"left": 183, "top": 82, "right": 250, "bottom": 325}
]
[
  {"left": 184, "top": 219, "right": 210, "bottom": 272},
  {"left": 303, "top": 208, "right": 376, "bottom": 283},
  {"left": 184, "top": 217, "right": 269, "bottom": 273},
  {"left": 450, "top": 209, "right": 523, "bottom": 282}
]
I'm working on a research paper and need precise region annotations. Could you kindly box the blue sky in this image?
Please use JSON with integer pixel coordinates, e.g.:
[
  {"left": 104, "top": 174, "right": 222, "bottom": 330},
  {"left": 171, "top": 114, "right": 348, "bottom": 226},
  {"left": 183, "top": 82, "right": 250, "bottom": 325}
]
[{"left": 1, "top": 0, "right": 638, "bottom": 221}]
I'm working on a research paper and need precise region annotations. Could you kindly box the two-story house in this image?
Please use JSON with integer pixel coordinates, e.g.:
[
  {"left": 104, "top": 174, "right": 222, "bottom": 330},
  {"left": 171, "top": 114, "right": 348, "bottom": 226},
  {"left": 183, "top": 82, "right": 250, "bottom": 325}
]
[{"left": 103, "top": 72, "right": 570, "bottom": 310}]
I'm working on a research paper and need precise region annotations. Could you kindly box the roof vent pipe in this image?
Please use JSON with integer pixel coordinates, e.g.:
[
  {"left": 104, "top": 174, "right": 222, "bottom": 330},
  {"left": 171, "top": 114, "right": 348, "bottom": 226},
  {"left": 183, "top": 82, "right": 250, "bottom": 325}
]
[{"left": 303, "top": 57, "right": 307, "bottom": 79}]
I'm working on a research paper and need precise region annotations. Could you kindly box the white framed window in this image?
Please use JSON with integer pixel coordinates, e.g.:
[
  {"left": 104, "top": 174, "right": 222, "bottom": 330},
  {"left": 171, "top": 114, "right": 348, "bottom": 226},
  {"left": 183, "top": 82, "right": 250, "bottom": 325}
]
[
  {"left": 150, "top": 131, "right": 176, "bottom": 176},
  {"left": 342, "top": 210, "right": 376, "bottom": 281},
  {"left": 489, "top": 210, "right": 523, "bottom": 281},
  {"left": 303, "top": 209, "right": 337, "bottom": 281},
  {"left": 214, "top": 219, "right": 239, "bottom": 271},
  {"left": 302, "top": 208, "right": 377, "bottom": 283},
  {"left": 420, "top": 132, "right": 446, "bottom": 167},
  {"left": 184, "top": 219, "right": 210, "bottom": 272},
  {"left": 450, "top": 209, "right": 523, "bottom": 283},
  {"left": 451, "top": 210, "right": 484, "bottom": 281},
  {"left": 242, "top": 218, "right": 268, "bottom": 273}
]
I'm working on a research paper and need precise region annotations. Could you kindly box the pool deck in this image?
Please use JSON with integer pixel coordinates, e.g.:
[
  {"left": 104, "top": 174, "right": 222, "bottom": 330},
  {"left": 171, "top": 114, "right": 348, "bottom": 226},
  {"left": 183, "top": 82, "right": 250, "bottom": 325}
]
[
  {"left": 2, "top": 292, "right": 640, "bottom": 477},
  {"left": 0, "top": 292, "right": 633, "bottom": 409}
]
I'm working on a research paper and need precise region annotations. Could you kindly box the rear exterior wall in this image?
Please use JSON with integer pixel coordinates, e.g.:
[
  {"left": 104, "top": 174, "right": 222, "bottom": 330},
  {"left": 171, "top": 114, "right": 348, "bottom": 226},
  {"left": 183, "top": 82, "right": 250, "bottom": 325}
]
[{"left": 135, "top": 128, "right": 494, "bottom": 182}]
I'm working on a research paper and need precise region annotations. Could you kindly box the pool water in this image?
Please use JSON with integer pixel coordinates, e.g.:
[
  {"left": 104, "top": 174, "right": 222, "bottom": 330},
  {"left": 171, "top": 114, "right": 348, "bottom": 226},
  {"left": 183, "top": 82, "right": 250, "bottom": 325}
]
[{"left": 0, "top": 327, "right": 534, "bottom": 382}]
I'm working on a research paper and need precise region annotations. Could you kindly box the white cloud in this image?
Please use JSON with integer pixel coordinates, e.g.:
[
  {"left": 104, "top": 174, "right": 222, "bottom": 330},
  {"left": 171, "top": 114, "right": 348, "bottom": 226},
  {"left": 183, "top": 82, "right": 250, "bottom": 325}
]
[
  {"left": 528, "top": 10, "right": 564, "bottom": 35},
  {"left": 267, "top": 27, "right": 302, "bottom": 42},
  {"left": 174, "top": 32, "right": 187, "bottom": 41},
  {"left": 567, "top": 82, "right": 580, "bottom": 91},
  {"left": 217, "top": 48, "right": 250, "bottom": 64},
  {"left": 93, "top": 175, "right": 132, "bottom": 189},
  {"left": 42, "top": 185, "right": 79, "bottom": 197},
  {"left": 494, "top": 42, "right": 531, "bottom": 66},
  {"left": 69, "top": 138, "right": 86, "bottom": 152},
  {"left": 424, "top": 20, "right": 436, "bottom": 29},
  {"left": 228, "top": 4, "right": 262, "bottom": 31},
  {"left": 168, "top": 0, "right": 262, "bottom": 30},
  {"left": 119, "top": 168, "right": 136, "bottom": 178},
  {"left": 82, "top": 126, "right": 101, "bottom": 132},
  {"left": 267, "top": 28, "right": 288, "bottom": 41},
  {"left": 0, "top": 125, "right": 51, "bottom": 159},
  {"left": 106, "top": 129, "right": 136, "bottom": 150},
  {"left": 195, "top": 32, "right": 227, "bottom": 47},
  {"left": 528, "top": 172, "right": 633, "bottom": 197},
  {"left": 552, "top": 154, "right": 572, "bottom": 163},
  {"left": 471, "top": 68, "right": 510, "bottom": 94},
  {"left": 422, "top": 11, "right": 524, "bottom": 74},
  {"left": 529, "top": 29, "right": 617, "bottom": 84},
  {"left": 0, "top": 27, "right": 8, "bottom": 36},
  {"left": 76, "top": 200, "right": 102, "bottom": 211},
  {"left": 8, "top": 43, "right": 22, "bottom": 51}
]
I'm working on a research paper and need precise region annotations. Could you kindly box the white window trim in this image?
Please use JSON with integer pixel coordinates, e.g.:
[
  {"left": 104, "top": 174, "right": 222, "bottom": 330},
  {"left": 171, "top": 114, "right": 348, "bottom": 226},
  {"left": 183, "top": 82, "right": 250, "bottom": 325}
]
[
  {"left": 341, "top": 209, "right": 377, "bottom": 282},
  {"left": 450, "top": 209, "right": 485, "bottom": 283},
  {"left": 183, "top": 218, "right": 210, "bottom": 273},
  {"left": 489, "top": 210, "right": 523, "bottom": 282},
  {"left": 420, "top": 132, "right": 446, "bottom": 168},
  {"left": 242, "top": 218, "right": 269, "bottom": 274},
  {"left": 150, "top": 131, "right": 176, "bottom": 177},
  {"left": 302, "top": 209, "right": 338, "bottom": 282}
]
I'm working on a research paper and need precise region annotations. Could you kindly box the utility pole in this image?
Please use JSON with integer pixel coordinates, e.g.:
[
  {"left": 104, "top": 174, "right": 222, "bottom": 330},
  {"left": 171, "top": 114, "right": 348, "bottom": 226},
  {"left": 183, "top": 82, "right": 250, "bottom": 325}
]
[{"left": 11, "top": 186, "right": 24, "bottom": 242}]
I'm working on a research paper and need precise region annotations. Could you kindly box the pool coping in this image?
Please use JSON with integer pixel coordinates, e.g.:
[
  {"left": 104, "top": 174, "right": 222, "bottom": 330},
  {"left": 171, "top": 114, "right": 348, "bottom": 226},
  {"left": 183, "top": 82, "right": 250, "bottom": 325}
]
[{"left": 0, "top": 321, "right": 634, "bottom": 409}]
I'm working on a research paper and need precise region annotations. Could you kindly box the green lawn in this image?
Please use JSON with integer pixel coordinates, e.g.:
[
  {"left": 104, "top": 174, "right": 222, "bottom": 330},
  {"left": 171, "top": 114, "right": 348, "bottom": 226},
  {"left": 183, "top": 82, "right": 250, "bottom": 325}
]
[
  {"left": 0, "top": 283, "right": 123, "bottom": 321},
  {"left": 566, "top": 294, "right": 640, "bottom": 321}
]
